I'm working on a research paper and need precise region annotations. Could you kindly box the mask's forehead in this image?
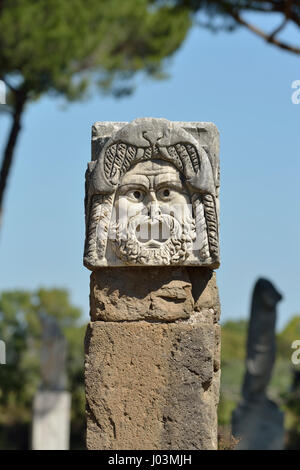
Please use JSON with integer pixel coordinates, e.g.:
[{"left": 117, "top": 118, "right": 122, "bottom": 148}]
[
  {"left": 118, "top": 160, "right": 185, "bottom": 190},
  {"left": 122, "top": 159, "right": 179, "bottom": 177}
]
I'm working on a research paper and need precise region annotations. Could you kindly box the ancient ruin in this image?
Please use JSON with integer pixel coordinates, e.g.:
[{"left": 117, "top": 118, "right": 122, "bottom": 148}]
[
  {"left": 232, "top": 278, "right": 284, "bottom": 450},
  {"left": 84, "top": 118, "right": 221, "bottom": 449},
  {"left": 32, "top": 315, "right": 71, "bottom": 450}
]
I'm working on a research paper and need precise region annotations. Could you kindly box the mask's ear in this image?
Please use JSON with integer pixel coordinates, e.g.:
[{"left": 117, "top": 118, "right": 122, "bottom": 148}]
[
  {"left": 91, "top": 146, "right": 118, "bottom": 195},
  {"left": 186, "top": 154, "right": 216, "bottom": 196}
]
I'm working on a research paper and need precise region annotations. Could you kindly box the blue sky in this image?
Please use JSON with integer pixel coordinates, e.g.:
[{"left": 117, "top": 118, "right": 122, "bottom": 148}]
[{"left": 0, "top": 17, "right": 299, "bottom": 331}]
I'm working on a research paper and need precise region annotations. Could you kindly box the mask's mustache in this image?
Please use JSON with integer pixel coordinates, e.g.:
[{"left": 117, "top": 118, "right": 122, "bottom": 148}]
[
  {"left": 111, "top": 212, "right": 196, "bottom": 265},
  {"left": 128, "top": 213, "right": 181, "bottom": 244}
]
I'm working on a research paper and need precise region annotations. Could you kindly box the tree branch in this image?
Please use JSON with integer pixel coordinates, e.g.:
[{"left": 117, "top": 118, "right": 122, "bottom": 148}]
[
  {"left": 229, "top": 9, "right": 300, "bottom": 54},
  {"left": 268, "top": 0, "right": 292, "bottom": 39},
  {"left": 0, "top": 91, "right": 27, "bottom": 224}
]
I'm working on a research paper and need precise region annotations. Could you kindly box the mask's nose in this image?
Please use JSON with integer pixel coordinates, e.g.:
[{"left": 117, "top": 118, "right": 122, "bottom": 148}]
[{"left": 147, "top": 193, "right": 161, "bottom": 220}]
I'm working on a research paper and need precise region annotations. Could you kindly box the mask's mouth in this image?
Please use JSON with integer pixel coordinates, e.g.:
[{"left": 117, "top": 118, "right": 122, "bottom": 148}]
[{"left": 135, "top": 219, "right": 171, "bottom": 245}]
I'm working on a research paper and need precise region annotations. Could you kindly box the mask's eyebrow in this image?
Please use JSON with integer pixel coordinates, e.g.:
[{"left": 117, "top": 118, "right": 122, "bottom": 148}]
[
  {"left": 118, "top": 174, "right": 150, "bottom": 190},
  {"left": 154, "top": 174, "right": 185, "bottom": 190},
  {"left": 156, "top": 183, "right": 188, "bottom": 195},
  {"left": 117, "top": 183, "right": 148, "bottom": 195}
]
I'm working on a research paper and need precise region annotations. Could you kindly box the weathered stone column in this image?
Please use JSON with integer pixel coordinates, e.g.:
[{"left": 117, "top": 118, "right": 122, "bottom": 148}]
[
  {"left": 32, "top": 315, "right": 71, "bottom": 450},
  {"left": 83, "top": 118, "right": 221, "bottom": 450},
  {"left": 232, "top": 278, "right": 284, "bottom": 450}
]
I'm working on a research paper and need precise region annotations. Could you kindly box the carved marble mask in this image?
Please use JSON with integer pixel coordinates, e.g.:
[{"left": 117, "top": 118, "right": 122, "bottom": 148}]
[
  {"left": 109, "top": 160, "right": 196, "bottom": 265},
  {"left": 84, "top": 118, "right": 220, "bottom": 269}
]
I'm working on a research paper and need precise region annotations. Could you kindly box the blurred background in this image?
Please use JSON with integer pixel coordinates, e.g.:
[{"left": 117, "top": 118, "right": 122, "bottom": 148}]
[{"left": 0, "top": 0, "right": 300, "bottom": 449}]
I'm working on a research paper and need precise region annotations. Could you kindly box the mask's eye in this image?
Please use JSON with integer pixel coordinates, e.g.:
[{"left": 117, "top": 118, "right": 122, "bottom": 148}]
[
  {"left": 157, "top": 187, "right": 173, "bottom": 201},
  {"left": 134, "top": 190, "right": 142, "bottom": 200},
  {"left": 126, "top": 189, "right": 145, "bottom": 202}
]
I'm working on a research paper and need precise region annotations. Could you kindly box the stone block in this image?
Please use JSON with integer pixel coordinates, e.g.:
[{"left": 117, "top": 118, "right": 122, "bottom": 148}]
[{"left": 85, "top": 321, "right": 220, "bottom": 450}]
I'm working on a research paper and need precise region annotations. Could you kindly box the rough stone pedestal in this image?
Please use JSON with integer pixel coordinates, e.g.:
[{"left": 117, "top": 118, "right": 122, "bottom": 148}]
[
  {"left": 85, "top": 267, "right": 220, "bottom": 450},
  {"left": 32, "top": 391, "right": 71, "bottom": 450}
]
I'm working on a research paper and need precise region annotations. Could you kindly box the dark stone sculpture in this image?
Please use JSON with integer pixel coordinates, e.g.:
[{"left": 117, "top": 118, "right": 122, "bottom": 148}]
[{"left": 232, "top": 278, "right": 284, "bottom": 450}]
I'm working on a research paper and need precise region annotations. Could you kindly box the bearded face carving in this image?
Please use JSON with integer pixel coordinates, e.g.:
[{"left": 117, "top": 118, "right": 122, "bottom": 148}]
[
  {"left": 110, "top": 160, "right": 196, "bottom": 265},
  {"left": 84, "top": 118, "right": 220, "bottom": 269}
]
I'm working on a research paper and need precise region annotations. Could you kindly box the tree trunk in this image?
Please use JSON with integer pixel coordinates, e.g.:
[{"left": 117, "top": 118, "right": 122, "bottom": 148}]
[{"left": 0, "top": 92, "right": 26, "bottom": 225}]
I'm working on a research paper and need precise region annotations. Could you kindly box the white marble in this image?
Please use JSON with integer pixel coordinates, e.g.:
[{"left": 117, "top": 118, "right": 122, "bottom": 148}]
[
  {"left": 84, "top": 118, "right": 220, "bottom": 269},
  {"left": 32, "top": 391, "right": 71, "bottom": 450}
]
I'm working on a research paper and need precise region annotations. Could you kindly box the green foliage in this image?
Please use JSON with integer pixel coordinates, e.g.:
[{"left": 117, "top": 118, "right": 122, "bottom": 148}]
[
  {"left": 219, "top": 315, "right": 300, "bottom": 439},
  {"left": 218, "top": 394, "right": 236, "bottom": 427},
  {"left": 282, "top": 374, "right": 300, "bottom": 449},
  {"left": 218, "top": 319, "right": 247, "bottom": 429},
  {"left": 0, "top": 0, "right": 191, "bottom": 100},
  {"left": 277, "top": 316, "right": 300, "bottom": 448},
  {"left": 0, "top": 288, "right": 85, "bottom": 449},
  {"left": 221, "top": 319, "right": 247, "bottom": 364}
]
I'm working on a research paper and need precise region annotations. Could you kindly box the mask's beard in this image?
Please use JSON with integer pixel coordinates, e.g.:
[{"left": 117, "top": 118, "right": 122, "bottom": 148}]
[{"left": 109, "top": 212, "right": 196, "bottom": 265}]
